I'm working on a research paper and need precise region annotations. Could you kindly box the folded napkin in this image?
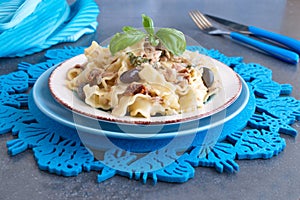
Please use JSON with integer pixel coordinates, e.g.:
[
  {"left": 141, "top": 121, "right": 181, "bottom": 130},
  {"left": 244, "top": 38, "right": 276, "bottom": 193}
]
[{"left": 0, "top": 0, "right": 99, "bottom": 57}]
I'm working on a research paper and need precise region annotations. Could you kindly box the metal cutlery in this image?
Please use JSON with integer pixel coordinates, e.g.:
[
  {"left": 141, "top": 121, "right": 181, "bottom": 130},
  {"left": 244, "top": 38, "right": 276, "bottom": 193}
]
[
  {"left": 189, "top": 10, "right": 299, "bottom": 64},
  {"left": 205, "top": 14, "right": 300, "bottom": 54}
]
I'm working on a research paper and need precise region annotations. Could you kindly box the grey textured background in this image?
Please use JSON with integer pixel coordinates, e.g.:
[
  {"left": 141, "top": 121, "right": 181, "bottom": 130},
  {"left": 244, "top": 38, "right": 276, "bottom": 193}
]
[{"left": 0, "top": 0, "right": 299, "bottom": 199}]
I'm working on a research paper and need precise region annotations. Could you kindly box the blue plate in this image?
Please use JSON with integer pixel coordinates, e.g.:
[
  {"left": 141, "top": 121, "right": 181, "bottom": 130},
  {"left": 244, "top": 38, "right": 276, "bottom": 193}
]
[
  {"left": 33, "top": 66, "right": 250, "bottom": 139},
  {"left": 32, "top": 66, "right": 253, "bottom": 152}
]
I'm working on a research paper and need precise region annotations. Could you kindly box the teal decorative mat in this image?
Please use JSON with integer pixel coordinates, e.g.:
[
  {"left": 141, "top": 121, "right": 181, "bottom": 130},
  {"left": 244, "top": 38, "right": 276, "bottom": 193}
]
[{"left": 0, "top": 46, "right": 298, "bottom": 184}]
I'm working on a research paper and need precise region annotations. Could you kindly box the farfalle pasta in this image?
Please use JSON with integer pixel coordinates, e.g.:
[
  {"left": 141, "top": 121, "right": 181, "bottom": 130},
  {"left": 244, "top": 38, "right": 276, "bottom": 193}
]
[{"left": 66, "top": 39, "right": 220, "bottom": 118}]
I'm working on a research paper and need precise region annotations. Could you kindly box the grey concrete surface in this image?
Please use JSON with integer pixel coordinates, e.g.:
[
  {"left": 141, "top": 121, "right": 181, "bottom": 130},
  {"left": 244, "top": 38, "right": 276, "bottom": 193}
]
[{"left": 0, "top": 1, "right": 300, "bottom": 200}]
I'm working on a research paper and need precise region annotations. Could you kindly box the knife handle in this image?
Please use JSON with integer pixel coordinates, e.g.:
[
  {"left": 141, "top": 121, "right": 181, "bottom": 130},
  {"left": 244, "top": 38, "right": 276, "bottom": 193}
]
[
  {"left": 230, "top": 32, "right": 299, "bottom": 64},
  {"left": 249, "top": 26, "right": 300, "bottom": 54}
]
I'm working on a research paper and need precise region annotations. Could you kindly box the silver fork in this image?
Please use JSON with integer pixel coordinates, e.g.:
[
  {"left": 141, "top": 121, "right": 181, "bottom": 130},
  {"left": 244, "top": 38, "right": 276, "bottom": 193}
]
[
  {"left": 189, "top": 11, "right": 230, "bottom": 36},
  {"left": 189, "top": 10, "right": 299, "bottom": 64}
]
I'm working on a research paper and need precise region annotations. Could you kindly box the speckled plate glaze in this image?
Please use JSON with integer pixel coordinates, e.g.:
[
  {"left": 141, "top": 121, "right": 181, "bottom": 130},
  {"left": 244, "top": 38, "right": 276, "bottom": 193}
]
[{"left": 48, "top": 54, "right": 242, "bottom": 125}]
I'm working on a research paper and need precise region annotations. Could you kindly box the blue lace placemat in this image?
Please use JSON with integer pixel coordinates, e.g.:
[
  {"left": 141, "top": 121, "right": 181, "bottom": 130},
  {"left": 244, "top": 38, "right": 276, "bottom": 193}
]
[{"left": 0, "top": 46, "right": 298, "bottom": 184}]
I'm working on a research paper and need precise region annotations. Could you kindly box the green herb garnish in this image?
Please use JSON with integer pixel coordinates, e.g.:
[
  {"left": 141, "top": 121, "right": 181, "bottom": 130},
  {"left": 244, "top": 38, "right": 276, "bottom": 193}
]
[
  {"left": 126, "top": 52, "right": 149, "bottom": 67},
  {"left": 109, "top": 14, "right": 186, "bottom": 56}
]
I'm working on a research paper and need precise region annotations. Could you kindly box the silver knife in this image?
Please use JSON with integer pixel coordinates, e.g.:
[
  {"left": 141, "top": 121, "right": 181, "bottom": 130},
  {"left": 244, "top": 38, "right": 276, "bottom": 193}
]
[{"left": 205, "top": 14, "right": 300, "bottom": 54}]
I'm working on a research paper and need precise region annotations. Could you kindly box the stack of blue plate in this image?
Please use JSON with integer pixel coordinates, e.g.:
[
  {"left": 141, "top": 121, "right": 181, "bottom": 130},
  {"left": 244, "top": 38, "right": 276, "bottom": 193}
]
[{"left": 32, "top": 54, "right": 250, "bottom": 153}]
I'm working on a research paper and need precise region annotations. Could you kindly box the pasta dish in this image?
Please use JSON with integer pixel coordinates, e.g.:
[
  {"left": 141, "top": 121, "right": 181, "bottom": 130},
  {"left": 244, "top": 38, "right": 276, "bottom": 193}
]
[{"left": 66, "top": 39, "right": 220, "bottom": 118}]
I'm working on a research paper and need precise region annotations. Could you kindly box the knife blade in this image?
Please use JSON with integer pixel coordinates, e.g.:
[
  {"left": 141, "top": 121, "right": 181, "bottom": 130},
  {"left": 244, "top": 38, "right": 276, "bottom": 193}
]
[{"left": 205, "top": 14, "right": 300, "bottom": 54}]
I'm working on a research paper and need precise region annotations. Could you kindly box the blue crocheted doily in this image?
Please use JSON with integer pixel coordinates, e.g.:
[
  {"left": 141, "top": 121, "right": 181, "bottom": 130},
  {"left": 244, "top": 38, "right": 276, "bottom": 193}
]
[{"left": 0, "top": 46, "right": 298, "bottom": 184}]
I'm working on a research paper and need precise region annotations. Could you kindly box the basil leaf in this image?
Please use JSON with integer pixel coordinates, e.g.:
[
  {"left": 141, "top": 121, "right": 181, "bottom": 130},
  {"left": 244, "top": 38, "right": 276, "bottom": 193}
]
[
  {"left": 122, "top": 26, "right": 143, "bottom": 34},
  {"left": 155, "top": 28, "right": 186, "bottom": 56},
  {"left": 142, "top": 14, "right": 155, "bottom": 36},
  {"left": 149, "top": 35, "right": 159, "bottom": 46},
  {"left": 109, "top": 15, "right": 186, "bottom": 56},
  {"left": 109, "top": 31, "right": 146, "bottom": 55}
]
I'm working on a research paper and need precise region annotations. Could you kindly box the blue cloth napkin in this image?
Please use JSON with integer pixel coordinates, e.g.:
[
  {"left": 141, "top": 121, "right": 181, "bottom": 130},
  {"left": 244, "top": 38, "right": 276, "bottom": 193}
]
[{"left": 0, "top": 0, "right": 99, "bottom": 57}]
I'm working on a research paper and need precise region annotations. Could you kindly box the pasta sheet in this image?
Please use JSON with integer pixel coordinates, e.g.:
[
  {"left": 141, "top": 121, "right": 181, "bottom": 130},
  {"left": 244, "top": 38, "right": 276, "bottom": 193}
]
[{"left": 66, "top": 40, "right": 220, "bottom": 118}]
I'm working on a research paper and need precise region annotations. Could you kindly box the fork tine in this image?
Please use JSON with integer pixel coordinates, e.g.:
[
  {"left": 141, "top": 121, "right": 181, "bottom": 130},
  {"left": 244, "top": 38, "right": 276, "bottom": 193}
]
[
  {"left": 194, "top": 10, "right": 213, "bottom": 28},
  {"left": 189, "top": 11, "right": 211, "bottom": 30},
  {"left": 189, "top": 11, "right": 205, "bottom": 30}
]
